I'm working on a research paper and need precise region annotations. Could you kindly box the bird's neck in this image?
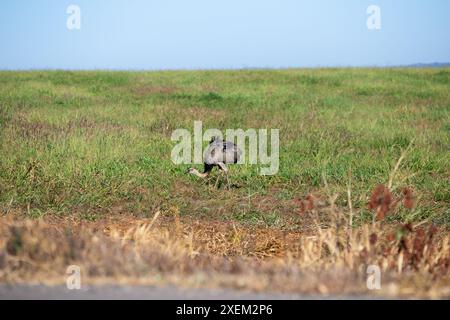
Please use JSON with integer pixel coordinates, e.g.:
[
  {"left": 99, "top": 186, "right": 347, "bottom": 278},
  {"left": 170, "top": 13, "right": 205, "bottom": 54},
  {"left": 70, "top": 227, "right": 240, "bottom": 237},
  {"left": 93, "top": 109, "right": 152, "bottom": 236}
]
[{"left": 191, "top": 169, "right": 209, "bottom": 178}]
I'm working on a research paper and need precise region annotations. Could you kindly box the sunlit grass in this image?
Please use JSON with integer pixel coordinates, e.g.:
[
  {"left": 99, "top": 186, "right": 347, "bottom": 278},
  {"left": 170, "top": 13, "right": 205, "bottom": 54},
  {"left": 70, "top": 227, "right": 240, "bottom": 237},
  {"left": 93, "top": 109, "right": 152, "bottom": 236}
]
[{"left": 0, "top": 68, "right": 448, "bottom": 225}]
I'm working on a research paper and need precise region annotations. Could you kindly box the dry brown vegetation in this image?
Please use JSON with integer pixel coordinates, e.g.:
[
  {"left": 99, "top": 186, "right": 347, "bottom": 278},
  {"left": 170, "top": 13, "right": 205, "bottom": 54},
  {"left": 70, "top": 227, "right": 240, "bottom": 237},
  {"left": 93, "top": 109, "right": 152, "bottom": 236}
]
[{"left": 1, "top": 188, "right": 448, "bottom": 298}]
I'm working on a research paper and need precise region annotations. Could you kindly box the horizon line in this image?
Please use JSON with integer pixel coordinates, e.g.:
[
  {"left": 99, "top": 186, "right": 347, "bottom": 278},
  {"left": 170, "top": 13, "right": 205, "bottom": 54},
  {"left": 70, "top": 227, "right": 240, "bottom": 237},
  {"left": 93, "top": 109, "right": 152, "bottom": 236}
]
[{"left": 0, "top": 62, "right": 449, "bottom": 72}]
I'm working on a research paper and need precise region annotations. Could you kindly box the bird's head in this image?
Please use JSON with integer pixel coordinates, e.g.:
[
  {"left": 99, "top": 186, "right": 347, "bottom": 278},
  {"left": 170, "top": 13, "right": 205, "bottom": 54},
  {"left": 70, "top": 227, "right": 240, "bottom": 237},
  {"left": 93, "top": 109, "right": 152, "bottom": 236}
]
[{"left": 186, "top": 167, "right": 196, "bottom": 174}]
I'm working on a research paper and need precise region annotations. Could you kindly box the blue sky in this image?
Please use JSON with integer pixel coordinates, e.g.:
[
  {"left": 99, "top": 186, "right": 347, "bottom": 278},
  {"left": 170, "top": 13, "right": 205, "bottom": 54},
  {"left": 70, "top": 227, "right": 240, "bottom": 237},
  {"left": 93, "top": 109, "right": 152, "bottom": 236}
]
[{"left": 0, "top": 0, "right": 449, "bottom": 70}]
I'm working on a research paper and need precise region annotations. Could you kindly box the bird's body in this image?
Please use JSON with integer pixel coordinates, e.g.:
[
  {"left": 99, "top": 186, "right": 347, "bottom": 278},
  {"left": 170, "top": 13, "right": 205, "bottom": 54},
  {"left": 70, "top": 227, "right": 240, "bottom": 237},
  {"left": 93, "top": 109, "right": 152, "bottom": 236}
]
[
  {"left": 204, "top": 137, "right": 241, "bottom": 168},
  {"left": 187, "top": 136, "right": 242, "bottom": 187}
]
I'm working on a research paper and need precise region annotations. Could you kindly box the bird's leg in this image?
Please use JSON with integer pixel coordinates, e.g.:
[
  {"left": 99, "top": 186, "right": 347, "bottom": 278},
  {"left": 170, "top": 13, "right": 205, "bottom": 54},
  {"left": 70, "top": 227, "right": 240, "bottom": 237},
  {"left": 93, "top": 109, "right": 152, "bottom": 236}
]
[
  {"left": 214, "top": 171, "right": 222, "bottom": 189},
  {"left": 225, "top": 171, "right": 231, "bottom": 189},
  {"left": 217, "top": 162, "right": 230, "bottom": 189}
]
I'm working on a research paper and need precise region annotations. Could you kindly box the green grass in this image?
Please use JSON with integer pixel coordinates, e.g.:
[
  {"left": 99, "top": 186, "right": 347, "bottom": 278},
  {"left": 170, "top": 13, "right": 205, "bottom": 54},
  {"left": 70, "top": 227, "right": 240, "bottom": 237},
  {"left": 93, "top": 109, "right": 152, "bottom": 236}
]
[{"left": 0, "top": 68, "right": 449, "bottom": 225}]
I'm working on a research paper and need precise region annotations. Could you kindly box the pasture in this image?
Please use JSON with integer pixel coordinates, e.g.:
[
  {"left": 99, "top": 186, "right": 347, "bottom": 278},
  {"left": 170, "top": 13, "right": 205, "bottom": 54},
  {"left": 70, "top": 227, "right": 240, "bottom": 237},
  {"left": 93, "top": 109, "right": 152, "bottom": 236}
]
[{"left": 0, "top": 68, "right": 449, "bottom": 297}]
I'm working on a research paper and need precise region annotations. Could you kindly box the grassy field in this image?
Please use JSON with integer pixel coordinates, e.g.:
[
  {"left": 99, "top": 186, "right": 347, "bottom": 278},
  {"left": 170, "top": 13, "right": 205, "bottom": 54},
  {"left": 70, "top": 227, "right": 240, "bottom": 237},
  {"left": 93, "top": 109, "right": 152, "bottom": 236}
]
[
  {"left": 0, "top": 68, "right": 449, "bottom": 297},
  {"left": 0, "top": 68, "right": 448, "bottom": 224}
]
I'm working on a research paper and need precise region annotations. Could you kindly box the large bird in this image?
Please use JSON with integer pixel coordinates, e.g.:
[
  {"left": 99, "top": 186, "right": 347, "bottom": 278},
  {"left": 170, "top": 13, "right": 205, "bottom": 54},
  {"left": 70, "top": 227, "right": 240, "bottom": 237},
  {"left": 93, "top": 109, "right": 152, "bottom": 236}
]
[{"left": 187, "top": 136, "right": 242, "bottom": 188}]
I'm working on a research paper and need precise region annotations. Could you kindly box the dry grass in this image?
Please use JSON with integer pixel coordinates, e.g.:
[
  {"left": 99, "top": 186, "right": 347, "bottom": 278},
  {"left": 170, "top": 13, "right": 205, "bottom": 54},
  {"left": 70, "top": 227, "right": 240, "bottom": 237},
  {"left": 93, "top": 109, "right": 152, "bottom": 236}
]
[{"left": 1, "top": 199, "right": 448, "bottom": 298}]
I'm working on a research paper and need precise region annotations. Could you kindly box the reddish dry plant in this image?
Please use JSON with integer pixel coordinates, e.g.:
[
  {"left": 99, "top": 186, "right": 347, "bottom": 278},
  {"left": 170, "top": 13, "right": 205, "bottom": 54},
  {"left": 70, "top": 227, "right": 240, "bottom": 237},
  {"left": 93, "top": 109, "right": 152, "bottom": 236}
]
[
  {"left": 402, "top": 187, "right": 414, "bottom": 210},
  {"left": 367, "top": 185, "right": 415, "bottom": 220},
  {"left": 368, "top": 184, "right": 393, "bottom": 220},
  {"left": 393, "top": 224, "right": 446, "bottom": 272},
  {"left": 295, "top": 194, "right": 319, "bottom": 215},
  {"left": 369, "top": 233, "right": 378, "bottom": 245}
]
